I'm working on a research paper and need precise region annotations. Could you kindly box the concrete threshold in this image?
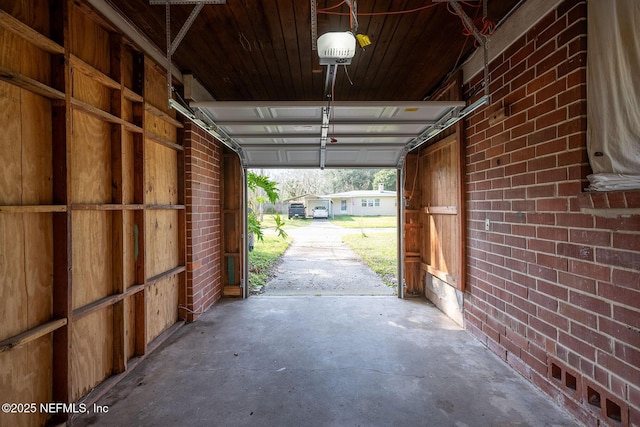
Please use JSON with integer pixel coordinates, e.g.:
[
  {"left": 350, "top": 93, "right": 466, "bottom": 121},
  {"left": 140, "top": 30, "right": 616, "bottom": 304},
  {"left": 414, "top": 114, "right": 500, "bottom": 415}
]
[{"left": 75, "top": 296, "right": 580, "bottom": 427}]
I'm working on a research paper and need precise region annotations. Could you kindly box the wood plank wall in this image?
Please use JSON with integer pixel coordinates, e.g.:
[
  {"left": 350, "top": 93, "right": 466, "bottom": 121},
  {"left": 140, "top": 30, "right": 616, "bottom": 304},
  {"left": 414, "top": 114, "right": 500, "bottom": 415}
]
[
  {"left": 403, "top": 73, "right": 465, "bottom": 296},
  {"left": 0, "top": 1, "right": 186, "bottom": 425},
  {"left": 222, "top": 153, "right": 244, "bottom": 297}
]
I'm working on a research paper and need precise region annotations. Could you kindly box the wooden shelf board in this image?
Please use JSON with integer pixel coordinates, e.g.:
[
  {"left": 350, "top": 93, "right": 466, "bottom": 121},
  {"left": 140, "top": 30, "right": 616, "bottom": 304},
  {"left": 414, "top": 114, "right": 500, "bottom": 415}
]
[
  {"left": 71, "top": 204, "right": 144, "bottom": 211},
  {"left": 146, "top": 265, "right": 186, "bottom": 286},
  {"left": 72, "top": 284, "right": 145, "bottom": 321},
  {"left": 69, "top": 54, "right": 120, "bottom": 90},
  {"left": 0, "top": 10, "right": 64, "bottom": 54},
  {"left": 71, "top": 97, "right": 144, "bottom": 133},
  {"left": 123, "top": 87, "right": 143, "bottom": 103},
  {"left": 146, "top": 130, "right": 184, "bottom": 151},
  {"left": 145, "top": 102, "right": 183, "bottom": 128},
  {"left": 0, "top": 65, "right": 65, "bottom": 100},
  {"left": 0, "top": 205, "right": 67, "bottom": 213},
  {"left": 0, "top": 318, "right": 67, "bottom": 353},
  {"left": 147, "top": 204, "right": 186, "bottom": 210}
]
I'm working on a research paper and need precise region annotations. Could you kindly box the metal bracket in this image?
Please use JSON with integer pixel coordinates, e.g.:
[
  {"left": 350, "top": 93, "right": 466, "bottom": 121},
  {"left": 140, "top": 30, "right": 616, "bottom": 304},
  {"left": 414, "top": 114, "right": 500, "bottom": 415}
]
[
  {"left": 444, "top": 0, "right": 490, "bottom": 99},
  {"left": 320, "top": 64, "right": 338, "bottom": 169},
  {"left": 150, "top": 0, "right": 226, "bottom": 106},
  {"left": 396, "top": 95, "right": 489, "bottom": 168}
]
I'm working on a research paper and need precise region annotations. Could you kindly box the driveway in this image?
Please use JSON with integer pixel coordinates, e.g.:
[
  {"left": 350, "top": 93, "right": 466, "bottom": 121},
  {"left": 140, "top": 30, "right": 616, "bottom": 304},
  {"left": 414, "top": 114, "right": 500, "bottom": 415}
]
[{"left": 261, "top": 220, "right": 396, "bottom": 296}]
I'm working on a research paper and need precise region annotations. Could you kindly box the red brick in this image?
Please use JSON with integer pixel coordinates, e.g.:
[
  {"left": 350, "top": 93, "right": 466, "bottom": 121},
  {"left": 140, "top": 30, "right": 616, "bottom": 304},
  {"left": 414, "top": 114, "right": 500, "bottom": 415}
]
[
  {"left": 527, "top": 184, "right": 555, "bottom": 198},
  {"left": 571, "top": 322, "right": 612, "bottom": 353},
  {"left": 625, "top": 191, "right": 640, "bottom": 207},
  {"left": 558, "top": 116, "right": 586, "bottom": 136},
  {"left": 612, "top": 232, "right": 640, "bottom": 252},
  {"left": 569, "top": 229, "right": 609, "bottom": 246},
  {"left": 536, "top": 109, "right": 568, "bottom": 129},
  {"left": 511, "top": 147, "right": 536, "bottom": 163},
  {"left": 568, "top": 259, "right": 611, "bottom": 282},
  {"left": 536, "top": 198, "right": 568, "bottom": 212},
  {"left": 539, "top": 49, "right": 570, "bottom": 76},
  {"left": 536, "top": 168, "right": 568, "bottom": 184},
  {"left": 569, "top": 290, "right": 611, "bottom": 316},
  {"left": 559, "top": 302, "right": 597, "bottom": 329},
  {"left": 557, "top": 243, "right": 594, "bottom": 261},
  {"left": 527, "top": 98, "right": 557, "bottom": 121},
  {"left": 537, "top": 226, "right": 569, "bottom": 241},
  {"left": 538, "top": 253, "right": 569, "bottom": 271},
  {"left": 527, "top": 213, "right": 554, "bottom": 225},
  {"left": 612, "top": 269, "right": 640, "bottom": 290},
  {"left": 558, "top": 19, "right": 587, "bottom": 47},
  {"left": 558, "top": 331, "right": 596, "bottom": 361},
  {"left": 526, "top": 68, "right": 556, "bottom": 95},
  {"left": 614, "top": 341, "right": 640, "bottom": 374},
  {"left": 599, "top": 283, "right": 640, "bottom": 310},
  {"left": 529, "top": 263, "right": 558, "bottom": 282},
  {"left": 536, "top": 80, "right": 568, "bottom": 105},
  {"left": 613, "top": 306, "right": 640, "bottom": 330},
  {"left": 511, "top": 67, "right": 536, "bottom": 93},
  {"left": 528, "top": 155, "right": 558, "bottom": 172},
  {"left": 567, "top": 100, "right": 586, "bottom": 119},
  {"left": 596, "top": 215, "right": 640, "bottom": 232},
  {"left": 598, "top": 352, "right": 640, "bottom": 388},
  {"left": 529, "top": 316, "right": 558, "bottom": 340},
  {"left": 557, "top": 181, "right": 584, "bottom": 197},
  {"left": 596, "top": 248, "right": 640, "bottom": 270},
  {"left": 558, "top": 84, "right": 586, "bottom": 107},
  {"left": 513, "top": 224, "right": 536, "bottom": 237}
]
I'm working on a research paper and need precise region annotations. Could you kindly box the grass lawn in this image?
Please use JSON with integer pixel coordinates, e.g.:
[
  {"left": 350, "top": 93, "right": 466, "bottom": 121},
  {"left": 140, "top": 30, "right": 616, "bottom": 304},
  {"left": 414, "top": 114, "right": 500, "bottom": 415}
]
[
  {"left": 330, "top": 215, "right": 396, "bottom": 228},
  {"left": 260, "top": 213, "right": 311, "bottom": 231},
  {"left": 250, "top": 214, "right": 398, "bottom": 292},
  {"left": 341, "top": 232, "right": 397, "bottom": 287},
  {"left": 248, "top": 233, "right": 291, "bottom": 290}
]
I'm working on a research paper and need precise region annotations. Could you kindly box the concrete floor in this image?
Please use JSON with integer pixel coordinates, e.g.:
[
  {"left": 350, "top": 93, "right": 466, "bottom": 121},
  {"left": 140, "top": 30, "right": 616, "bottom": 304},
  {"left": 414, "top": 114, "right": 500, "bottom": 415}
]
[{"left": 76, "top": 296, "right": 580, "bottom": 427}]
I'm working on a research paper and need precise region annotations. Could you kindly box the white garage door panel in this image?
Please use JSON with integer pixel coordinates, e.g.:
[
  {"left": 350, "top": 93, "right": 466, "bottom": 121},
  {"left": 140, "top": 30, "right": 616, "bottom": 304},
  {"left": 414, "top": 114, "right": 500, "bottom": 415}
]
[{"left": 190, "top": 100, "right": 465, "bottom": 168}]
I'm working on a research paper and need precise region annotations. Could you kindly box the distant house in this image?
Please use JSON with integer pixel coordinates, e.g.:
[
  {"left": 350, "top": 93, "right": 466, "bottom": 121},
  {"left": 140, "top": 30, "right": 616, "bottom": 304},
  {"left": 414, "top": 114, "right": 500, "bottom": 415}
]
[
  {"left": 321, "top": 185, "right": 396, "bottom": 217},
  {"left": 269, "top": 186, "right": 396, "bottom": 218}
]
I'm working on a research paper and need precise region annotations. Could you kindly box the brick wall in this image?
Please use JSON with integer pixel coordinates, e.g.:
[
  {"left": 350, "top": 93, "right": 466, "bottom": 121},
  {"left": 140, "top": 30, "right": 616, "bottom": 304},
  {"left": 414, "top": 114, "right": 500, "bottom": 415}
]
[
  {"left": 184, "top": 123, "right": 223, "bottom": 321},
  {"left": 463, "top": 1, "right": 640, "bottom": 425}
]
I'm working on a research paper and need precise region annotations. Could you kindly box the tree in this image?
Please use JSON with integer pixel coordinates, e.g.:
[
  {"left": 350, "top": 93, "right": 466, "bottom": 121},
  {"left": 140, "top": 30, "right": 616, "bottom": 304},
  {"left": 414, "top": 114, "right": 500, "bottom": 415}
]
[
  {"left": 372, "top": 169, "right": 397, "bottom": 191},
  {"left": 328, "top": 169, "right": 379, "bottom": 191},
  {"left": 247, "top": 171, "right": 286, "bottom": 242}
]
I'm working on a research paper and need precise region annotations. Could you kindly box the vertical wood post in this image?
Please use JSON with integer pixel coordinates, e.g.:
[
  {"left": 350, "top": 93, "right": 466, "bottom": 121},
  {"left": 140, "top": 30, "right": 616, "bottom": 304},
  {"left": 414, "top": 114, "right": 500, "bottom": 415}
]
[{"left": 51, "top": 0, "right": 71, "bottom": 421}]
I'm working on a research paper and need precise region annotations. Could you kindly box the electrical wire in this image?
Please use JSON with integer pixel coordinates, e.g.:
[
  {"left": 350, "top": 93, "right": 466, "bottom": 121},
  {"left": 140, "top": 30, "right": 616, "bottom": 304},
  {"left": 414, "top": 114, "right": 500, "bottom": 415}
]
[
  {"left": 179, "top": 304, "right": 205, "bottom": 315},
  {"left": 403, "top": 153, "right": 420, "bottom": 204},
  {"left": 318, "top": 3, "right": 439, "bottom": 16},
  {"left": 446, "top": 2, "right": 495, "bottom": 47},
  {"left": 319, "top": 0, "right": 346, "bottom": 12},
  {"left": 343, "top": 64, "right": 354, "bottom": 86}
]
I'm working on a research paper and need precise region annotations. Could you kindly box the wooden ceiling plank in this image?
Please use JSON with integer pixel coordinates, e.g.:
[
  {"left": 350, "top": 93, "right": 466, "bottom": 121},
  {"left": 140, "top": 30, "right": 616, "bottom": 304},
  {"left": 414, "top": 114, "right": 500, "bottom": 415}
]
[
  {"left": 230, "top": 2, "right": 282, "bottom": 100},
  {"left": 277, "top": 0, "right": 306, "bottom": 100},
  {"left": 100, "top": 0, "right": 522, "bottom": 102}
]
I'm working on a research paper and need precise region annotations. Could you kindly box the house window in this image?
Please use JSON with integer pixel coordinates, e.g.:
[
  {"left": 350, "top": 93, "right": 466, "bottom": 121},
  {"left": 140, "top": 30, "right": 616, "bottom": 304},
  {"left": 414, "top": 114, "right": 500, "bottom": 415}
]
[
  {"left": 341, "top": 200, "right": 347, "bottom": 211},
  {"left": 360, "top": 198, "right": 379, "bottom": 207}
]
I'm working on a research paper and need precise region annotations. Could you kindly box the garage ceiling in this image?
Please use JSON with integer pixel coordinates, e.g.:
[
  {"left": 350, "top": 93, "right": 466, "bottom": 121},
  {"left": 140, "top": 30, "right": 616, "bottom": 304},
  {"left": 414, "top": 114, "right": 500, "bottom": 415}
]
[{"left": 99, "top": 0, "right": 524, "bottom": 167}]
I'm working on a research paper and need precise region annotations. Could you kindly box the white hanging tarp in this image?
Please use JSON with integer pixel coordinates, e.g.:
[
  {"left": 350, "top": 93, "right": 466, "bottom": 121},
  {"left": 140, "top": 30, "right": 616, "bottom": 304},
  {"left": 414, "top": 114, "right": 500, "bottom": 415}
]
[{"left": 587, "top": 0, "right": 640, "bottom": 190}]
